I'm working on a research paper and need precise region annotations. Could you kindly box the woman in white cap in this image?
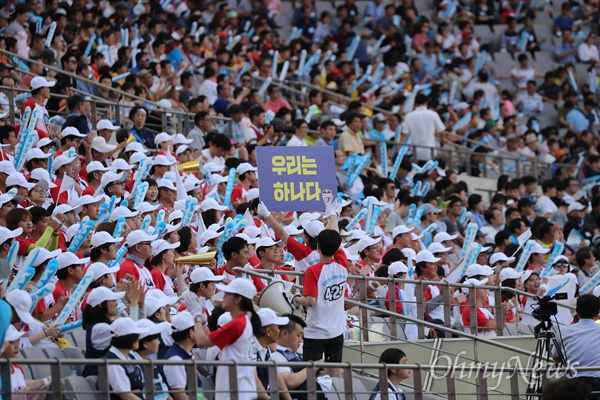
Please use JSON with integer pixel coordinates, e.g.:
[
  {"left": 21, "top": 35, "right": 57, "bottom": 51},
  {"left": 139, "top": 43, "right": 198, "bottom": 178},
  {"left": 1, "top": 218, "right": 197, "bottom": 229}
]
[
  {"left": 149, "top": 239, "right": 182, "bottom": 298},
  {"left": 143, "top": 178, "right": 159, "bottom": 204},
  {"left": 131, "top": 319, "right": 170, "bottom": 362},
  {"left": 106, "top": 317, "right": 149, "bottom": 398},
  {"left": 183, "top": 278, "right": 262, "bottom": 400},
  {"left": 81, "top": 286, "right": 127, "bottom": 377},
  {"left": 6, "top": 289, "right": 61, "bottom": 349},
  {"left": 2, "top": 324, "right": 52, "bottom": 399},
  {"left": 460, "top": 278, "right": 502, "bottom": 337}
]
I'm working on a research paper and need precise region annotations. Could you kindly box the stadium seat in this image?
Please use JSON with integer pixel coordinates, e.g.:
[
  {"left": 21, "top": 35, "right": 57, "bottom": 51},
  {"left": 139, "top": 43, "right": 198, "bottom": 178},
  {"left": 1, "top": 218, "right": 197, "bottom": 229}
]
[
  {"left": 503, "top": 323, "right": 518, "bottom": 336},
  {"left": 200, "top": 375, "right": 215, "bottom": 400},
  {"left": 62, "top": 347, "right": 86, "bottom": 376},
  {"left": 20, "top": 347, "right": 51, "bottom": 380},
  {"left": 63, "top": 375, "right": 100, "bottom": 400},
  {"left": 69, "top": 328, "right": 87, "bottom": 350},
  {"left": 328, "top": 377, "right": 345, "bottom": 400},
  {"left": 352, "top": 377, "right": 370, "bottom": 400},
  {"left": 43, "top": 347, "right": 72, "bottom": 377}
]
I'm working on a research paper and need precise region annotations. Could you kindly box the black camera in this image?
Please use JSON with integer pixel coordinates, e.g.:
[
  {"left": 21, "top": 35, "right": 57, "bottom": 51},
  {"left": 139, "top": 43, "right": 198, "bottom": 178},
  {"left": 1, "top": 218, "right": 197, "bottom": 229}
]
[
  {"left": 267, "top": 124, "right": 296, "bottom": 135},
  {"left": 531, "top": 293, "right": 568, "bottom": 322}
]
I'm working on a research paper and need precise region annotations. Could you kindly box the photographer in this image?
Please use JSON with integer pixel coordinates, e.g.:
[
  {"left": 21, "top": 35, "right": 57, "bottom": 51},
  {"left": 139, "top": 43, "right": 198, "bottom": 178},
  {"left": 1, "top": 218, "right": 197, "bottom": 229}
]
[{"left": 552, "top": 294, "right": 600, "bottom": 399}]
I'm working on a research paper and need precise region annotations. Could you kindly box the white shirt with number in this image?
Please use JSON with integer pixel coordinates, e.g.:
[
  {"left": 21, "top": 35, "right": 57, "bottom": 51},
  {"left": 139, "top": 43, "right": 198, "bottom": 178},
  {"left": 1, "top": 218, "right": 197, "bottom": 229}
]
[{"left": 302, "top": 248, "right": 349, "bottom": 340}]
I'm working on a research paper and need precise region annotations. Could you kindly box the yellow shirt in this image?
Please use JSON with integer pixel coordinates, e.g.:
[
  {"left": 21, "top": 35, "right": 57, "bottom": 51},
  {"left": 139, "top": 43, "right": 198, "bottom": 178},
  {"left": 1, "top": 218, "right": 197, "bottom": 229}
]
[{"left": 339, "top": 129, "right": 365, "bottom": 155}]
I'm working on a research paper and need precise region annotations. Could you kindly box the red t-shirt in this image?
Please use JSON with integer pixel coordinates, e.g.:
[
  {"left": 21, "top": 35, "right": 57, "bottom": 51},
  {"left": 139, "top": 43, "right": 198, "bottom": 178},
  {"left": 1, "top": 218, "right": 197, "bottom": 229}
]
[
  {"left": 15, "top": 236, "right": 35, "bottom": 256},
  {"left": 384, "top": 285, "right": 404, "bottom": 314},
  {"left": 460, "top": 304, "right": 490, "bottom": 333},
  {"left": 151, "top": 268, "right": 166, "bottom": 291}
]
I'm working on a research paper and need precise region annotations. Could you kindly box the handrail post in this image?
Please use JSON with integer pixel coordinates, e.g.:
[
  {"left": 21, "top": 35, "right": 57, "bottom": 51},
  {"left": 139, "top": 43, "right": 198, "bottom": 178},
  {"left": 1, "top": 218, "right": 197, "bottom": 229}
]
[
  {"left": 161, "top": 111, "right": 167, "bottom": 132},
  {"left": 343, "top": 365, "right": 354, "bottom": 400},
  {"left": 476, "top": 366, "right": 489, "bottom": 400},
  {"left": 184, "top": 112, "right": 190, "bottom": 135},
  {"left": 115, "top": 100, "right": 121, "bottom": 125},
  {"left": 186, "top": 360, "right": 199, "bottom": 399},
  {"left": 7, "top": 88, "right": 15, "bottom": 126},
  {"left": 413, "top": 365, "right": 424, "bottom": 400},
  {"left": 228, "top": 363, "right": 239, "bottom": 400},
  {"left": 442, "top": 282, "right": 452, "bottom": 338},
  {"left": 469, "top": 286, "right": 478, "bottom": 336},
  {"left": 306, "top": 362, "right": 317, "bottom": 400},
  {"left": 91, "top": 100, "right": 98, "bottom": 128},
  {"left": 494, "top": 288, "right": 505, "bottom": 336},
  {"left": 268, "top": 363, "right": 280, "bottom": 399},
  {"left": 143, "top": 360, "right": 155, "bottom": 398},
  {"left": 388, "top": 277, "right": 398, "bottom": 339},
  {"left": 50, "top": 361, "right": 62, "bottom": 398},
  {"left": 379, "top": 366, "right": 389, "bottom": 400},
  {"left": 415, "top": 282, "right": 425, "bottom": 339},
  {"left": 358, "top": 279, "right": 370, "bottom": 342},
  {"left": 97, "top": 360, "right": 110, "bottom": 398}
]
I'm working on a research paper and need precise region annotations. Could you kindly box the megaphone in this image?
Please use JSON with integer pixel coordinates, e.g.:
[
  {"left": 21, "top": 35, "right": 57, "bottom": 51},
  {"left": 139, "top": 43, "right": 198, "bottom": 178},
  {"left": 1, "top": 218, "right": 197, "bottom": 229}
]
[
  {"left": 178, "top": 160, "right": 200, "bottom": 172},
  {"left": 258, "top": 281, "right": 306, "bottom": 319},
  {"left": 174, "top": 251, "right": 217, "bottom": 265}
]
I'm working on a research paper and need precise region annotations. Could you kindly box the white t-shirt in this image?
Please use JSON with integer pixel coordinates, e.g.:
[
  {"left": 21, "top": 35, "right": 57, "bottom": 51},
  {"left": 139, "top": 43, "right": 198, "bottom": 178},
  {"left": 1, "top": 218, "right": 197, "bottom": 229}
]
[
  {"left": 11, "top": 365, "right": 27, "bottom": 395},
  {"left": 286, "top": 135, "right": 308, "bottom": 147},
  {"left": 162, "top": 346, "right": 195, "bottom": 389},
  {"left": 402, "top": 107, "right": 446, "bottom": 161},
  {"left": 198, "top": 79, "right": 218, "bottom": 104},
  {"left": 107, "top": 347, "right": 139, "bottom": 393},
  {"left": 578, "top": 43, "right": 599, "bottom": 62},
  {"left": 537, "top": 195, "right": 558, "bottom": 216}
]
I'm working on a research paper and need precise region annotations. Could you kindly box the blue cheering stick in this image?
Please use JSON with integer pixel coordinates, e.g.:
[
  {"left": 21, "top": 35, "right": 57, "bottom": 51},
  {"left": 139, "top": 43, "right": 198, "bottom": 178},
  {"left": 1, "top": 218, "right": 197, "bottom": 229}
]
[
  {"left": 181, "top": 197, "right": 199, "bottom": 227},
  {"left": 69, "top": 218, "right": 95, "bottom": 253},
  {"left": 258, "top": 78, "right": 272, "bottom": 96},
  {"left": 246, "top": 27, "right": 255, "bottom": 38},
  {"left": 348, "top": 152, "right": 371, "bottom": 188},
  {"left": 55, "top": 270, "right": 95, "bottom": 327},
  {"left": 236, "top": 62, "right": 250, "bottom": 83},
  {"left": 580, "top": 268, "right": 600, "bottom": 294},
  {"left": 466, "top": 243, "right": 483, "bottom": 266},
  {"left": 460, "top": 222, "right": 478, "bottom": 260},
  {"left": 346, "top": 208, "right": 368, "bottom": 231},
  {"left": 113, "top": 217, "right": 126, "bottom": 239},
  {"left": 286, "top": 27, "right": 298, "bottom": 45},
  {"left": 60, "top": 320, "right": 83, "bottom": 334},
  {"left": 541, "top": 241, "right": 564, "bottom": 279},
  {"left": 194, "top": 26, "right": 205, "bottom": 42},
  {"left": 457, "top": 206, "right": 467, "bottom": 224},
  {"left": 515, "top": 240, "right": 536, "bottom": 272},
  {"left": 363, "top": 197, "right": 374, "bottom": 233},
  {"left": 590, "top": 68, "right": 597, "bottom": 94},
  {"left": 222, "top": 168, "right": 237, "bottom": 208},
  {"left": 15, "top": 93, "right": 31, "bottom": 103},
  {"left": 121, "top": 27, "right": 129, "bottom": 47},
  {"left": 216, "top": 218, "right": 236, "bottom": 267},
  {"left": 319, "top": 50, "right": 333, "bottom": 69},
  {"left": 347, "top": 71, "right": 371, "bottom": 95},
  {"left": 29, "top": 283, "right": 55, "bottom": 312},
  {"left": 440, "top": 92, "right": 448, "bottom": 106},
  {"left": 298, "top": 49, "right": 307, "bottom": 76},
  {"left": 30, "top": 259, "right": 58, "bottom": 295},
  {"left": 141, "top": 215, "right": 151, "bottom": 232},
  {"left": 133, "top": 181, "right": 149, "bottom": 208},
  {"left": 346, "top": 36, "right": 360, "bottom": 61},
  {"left": 406, "top": 204, "right": 416, "bottom": 225},
  {"left": 380, "top": 142, "right": 388, "bottom": 177},
  {"left": 493, "top": 95, "right": 500, "bottom": 121},
  {"left": 515, "top": 0, "right": 523, "bottom": 17},
  {"left": 411, "top": 181, "right": 422, "bottom": 196},
  {"left": 112, "top": 72, "right": 130, "bottom": 82},
  {"left": 354, "top": 60, "right": 360, "bottom": 78},
  {"left": 279, "top": 61, "right": 290, "bottom": 81},
  {"left": 448, "top": 80, "right": 459, "bottom": 106},
  {"left": 13, "top": 56, "right": 29, "bottom": 72},
  {"left": 568, "top": 70, "right": 578, "bottom": 92},
  {"left": 452, "top": 112, "right": 472, "bottom": 131},
  {"left": 305, "top": 105, "right": 319, "bottom": 122},
  {"left": 190, "top": 21, "right": 198, "bottom": 36},
  {"left": 301, "top": 49, "right": 321, "bottom": 76},
  {"left": 442, "top": 0, "right": 456, "bottom": 20},
  {"left": 108, "top": 244, "right": 128, "bottom": 269},
  {"left": 421, "top": 160, "right": 438, "bottom": 174},
  {"left": 226, "top": 35, "right": 241, "bottom": 51},
  {"left": 393, "top": 15, "right": 401, "bottom": 27},
  {"left": 14, "top": 110, "right": 39, "bottom": 172},
  {"left": 202, "top": 166, "right": 214, "bottom": 187},
  {"left": 45, "top": 21, "right": 57, "bottom": 47},
  {"left": 6, "top": 248, "right": 40, "bottom": 294},
  {"left": 393, "top": 126, "right": 402, "bottom": 143},
  {"left": 156, "top": 209, "right": 166, "bottom": 225},
  {"left": 46, "top": 149, "right": 54, "bottom": 176},
  {"left": 366, "top": 206, "right": 382, "bottom": 235},
  {"left": 419, "top": 182, "right": 430, "bottom": 197},
  {"left": 480, "top": 98, "right": 488, "bottom": 110},
  {"left": 421, "top": 223, "right": 438, "bottom": 239},
  {"left": 154, "top": 221, "right": 167, "bottom": 239},
  {"left": 474, "top": 50, "right": 487, "bottom": 75},
  {"left": 518, "top": 30, "right": 528, "bottom": 51},
  {"left": 388, "top": 144, "right": 408, "bottom": 179},
  {"left": 372, "top": 35, "right": 386, "bottom": 56},
  {"left": 4, "top": 241, "right": 19, "bottom": 279},
  {"left": 412, "top": 206, "right": 424, "bottom": 226}
]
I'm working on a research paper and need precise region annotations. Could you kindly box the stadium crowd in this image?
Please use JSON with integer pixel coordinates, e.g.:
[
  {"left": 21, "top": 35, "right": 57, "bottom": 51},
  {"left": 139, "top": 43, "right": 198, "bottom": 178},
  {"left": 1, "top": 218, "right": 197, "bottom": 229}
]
[{"left": 0, "top": 0, "right": 600, "bottom": 398}]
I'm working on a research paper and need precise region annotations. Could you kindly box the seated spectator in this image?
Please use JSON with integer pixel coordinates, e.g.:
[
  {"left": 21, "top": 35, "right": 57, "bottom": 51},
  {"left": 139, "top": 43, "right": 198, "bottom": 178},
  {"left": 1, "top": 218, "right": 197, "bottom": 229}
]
[{"left": 578, "top": 32, "right": 600, "bottom": 64}]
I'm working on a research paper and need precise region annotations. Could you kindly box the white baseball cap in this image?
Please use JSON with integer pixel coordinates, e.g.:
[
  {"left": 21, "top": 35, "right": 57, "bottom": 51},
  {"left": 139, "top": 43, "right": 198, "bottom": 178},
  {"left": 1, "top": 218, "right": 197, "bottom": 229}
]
[
  {"left": 87, "top": 287, "right": 126, "bottom": 307},
  {"left": 35, "top": 138, "right": 55, "bottom": 149},
  {"left": 552, "top": 255, "right": 570, "bottom": 266},
  {"left": 125, "top": 142, "right": 150, "bottom": 154},
  {"left": 212, "top": 174, "right": 228, "bottom": 185},
  {"left": 6, "top": 290, "right": 35, "bottom": 325},
  {"left": 356, "top": 236, "right": 382, "bottom": 253},
  {"left": 255, "top": 237, "right": 284, "bottom": 250},
  {"left": 304, "top": 220, "right": 325, "bottom": 238},
  {"left": 345, "top": 229, "right": 367, "bottom": 242},
  {"left": 171, "top": 310, "right": 195, "bottom": 332},
  {"left": 88, "top": 262, "right": 120, "bottom": 281},
  {"left": 86, "top": 161, "right": 111, "bottom": 174},
  {"left": 199, "top": 230, "right": 221, "bottom": 246},
  {"left": 136, "top": 319, "right": 171, "bottom": 340},
  {"left": 173, "top": 133, "right": 193, "bottom": 146},
  {"left": 204, "top": 162, "right": 225, "bottom": 173},
  {"left": 0, "top": 161, "right": 15, "bottom": 175},
  {"left": 111, "top": 317, "right": 149, "bottom": 337},
  {"left": 6, "top": 173, "right": 35, "bottom": 190},
  {"left": 136, "top": 202, "right": 161, "bottom": 214},
  {"left": 416, "top": 250, "right": 441, "bottom": 264},
  {"left": 53, "top": 154, "right": 77, "bottom": 171},
  {"left": 97, "top": 119, "right": 120, "bottom": 131},
  {"left": 388, "top": 261, "right": 408, "bottom": 276},
  {"left": 428, "top": 242, "right": 452, "bottom": 254},
  {"left": 153, "top": 155, "right": 176, "bottom": 166},
  {"left": 284, "top": 225, "right": 303, "bottom": 236},
  {"left": 175, "top": 145, "right": 189, "bottom": 156},
  {"left": 489, "top": 253, "right": 515, "bottom": 266},
  {"left": 200, "top": 198, "right": 227, "bottom": 212},
  {"left": 499, "top": 268, "right": 524, "bottom": 283},
  {"left": 215, "top": 278, "right": 257, "bottom": 300},
  {"left": 30, "top": 76, "right": 56, "bottom": 90},
  {"left": 237, "top": 163, "right": 257, "bottom": 176},
  {"left": 145, "top": 290, "right": 177, "bottom": 316},
  {"left": 434, "top": 232, "right": 458, "bottom": 242},
  {"left": 157, "top": 179, "right": 176, "bottom": 191},
  {"left": 154, "top": 132, "right": 176, "bottom": 146},
  {"left": 25, "top": 148, "right": 52, "bottom": 162},
  {"left": 61, "top": 126, "right": 87, "bottom": 138},
  {"left": 257, "top": 307, "right": 289, "bottom": 327},
  {"left": 245, "top": 188, "right": 260, "bottom": 202},
  {"left": 66, "top": 224, "right": 80, "bottom": 243},
  {"left": 126, "top": 230, "right": 158, "bottom": 247},
  {"left": 92, "top": 137, "right": 118, "bottom": 154},
  {"left": 110, "top": 206, "right": 139, "bottom": 222},
  {"left": 33, "top": 248, "right": 62, "bottom": 267},
  {"left": 77, "top": 194, "right": 105, "bottom": 207},
  {"left": 568, "top": 202, "right": 586, "bottom": 213},
  {"left": 130, "top": 152, "right": 148, "bottom": 165},
  {"left": 0, "top": 226, "right": 22, "bottom": 245},
  {"left": 101, "top": 171, "right": 124, "bottom": 188},
  {"left": 5, "top": 324, "right": 25, "bottom": 342},
  {"left": 30, "top": 168, "right": 57, "bottom": 189},
  {"left": 162, "top": 222, "right": 182, "bottom": 236},
  {"left": 151, "top": 239, "right": 180, "bottom": 257},
  {"left": 111, "top": 159, "right": 134, "bottom": 171},
  {"left": 461, "top": 277, "right": 489, "bottom": 293},
  {"left": 392, "top": 225, "right": 415, "bottom": 239},
  {"left": 190, "top": 266, "right": 224, "bottom": 283},
  {"left": 402, "top": 247, "right": 417, "bottom": 261},
  {"left": 465, "top": 264, "right": 494, "bottom": 278},
  {"left": 234, "top": 233, "right": 259, "bottom": 245},
  {"left": 57, "top": 252, "right": 89, "bottom": 270},
  {"left": 167, "top": 210, "right": 183, "bottom": 224},
  {"left": 531, "top": 243, "right": 550, "bottom": 255}
]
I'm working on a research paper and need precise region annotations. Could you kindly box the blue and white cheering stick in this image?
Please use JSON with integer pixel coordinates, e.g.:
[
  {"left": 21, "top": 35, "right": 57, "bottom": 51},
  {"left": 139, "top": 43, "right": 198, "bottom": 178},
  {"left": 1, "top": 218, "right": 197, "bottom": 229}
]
[
  {"left": 515, "top": 240, "right": 536, "bottom": 272},
  {"left": 457, "top": 206, "right": 467, "bottom": 224},
  {"left": 319, "top": 50, "right": 333, "bottom": 69},
  {"left": 301, "top": 49, "right": 321, "bottom": 76},
  {"left": 393, "top": 126, "right": 402, "bottom": 144},
  {"left": 590, "top": 68, "right": 597, "bottom": 95},
  {"left": 372, "top": 35, "right": 386, "bottom": 56},
  {"left": 388, "top": 144, "right": 408, "bottom": 179},
  {"left": 363, "top": 197, "right": 374, "bottom": 234},
  {"left": 460, "top": 222, "right": 478, "bottom": 260},
  {"left": 418, "top": 182, "right": 430, "bottom": 197},
  {"left": 493, "top": 95, "right": 500, "bottom": 121},
  {"left": 181, "top": 196, "right": 199, "bottom": 227},
  {"left": 108, "top": 243, "right": 128, "bottom": 269},
  {"left": 366, "top": 206, "right": 382, "bottom": 235},
  {"left": 45, "top": 21, "right": 57, "bottom": 47},
  {"left": 371, "top": 63, "right": 385, "bottom": 87},
  {"left": 30, "top": 259, "right": 58, "bottom": 295},
  {"left": 154, "top": 221, "right": 167, "bottom": 239},
  {"left": 421, "top": 222, "right": 438, "bottom": 239},
  {"left": 474, "top": 50, "right": 487, "bottom": 75},
  {"left": 305, "top": 105, "right": 319, "bottom": 123},
  {"left": 294, "top": 28, "right": 303, "bottom": 40},
  {"left": 47, "top": 149, "right": 54, "bottom": 176},
  {"left": 347, "top": 152, "right": 371, "bottom": 188},
  {"left": 222, "top": 168, "right": 237, "bottom": 208},
  {"left": 216, "top": 217, "right": 242, "bottom": 267},
  {"left": 458, "top": 207, "right": 471, "bottom": 227},
  {"left": 132, "top": 24, "right": 140, "bottom": 47},
  {"left": 411, "top": 181, "right": 422, "bottom": 196},
  {"left": 133, "top": 181, "right": 149, "bottom": 208},
  {"left": 518, "top": 30, "right": 528, "bottom": 51},
  {"left": 112, "top": 72, "right": 130, "bottom": 82},
  {"left": 202, "top": 166, "right": 214, "bottom": 187},
  {"left": 286, "top": 27, "right": 298, "bottom": 45},
  {"left": 347, "top": 72, "right": 370, "bottom": 95},
  {"left": 421, "top": 160, "right": 438, "bottom": 174},
  {"left": 393, "top": 15, "right": 401, "bottom": 28},
  {"left": 35, "top": 16, "right": 41, "bottom": 34},
  {"left": 297, "top": 49, "right": 307, "bottom": 76},
  {"left": 442, "top": 0, "right": 456, "bottom": 20},
  {"left": 405, "top": 204, "right": 416, "bottom": 225},
  {"left": 121, "top": 27, "right": 129, "bottom": 47},
  {"left": 6, "top": 247, "right": 40, "bottom": 294},
  {"left": 271, "top": 50, "right": 279, "bottom": 79},
  {"left": 29, "top": 283, "right": 56, "bottom": 312},
  {"left": 515, "top": 1, "right": 523, "bottom": 17},
  {"left": 580, "top": 269, "right": 600, "bottom": 294},
  {"left": 4, "top": 241, "right": 19, "bottom": 281},
  {"left": 258, "top": 78, "right": 272, "bottom": 97},
  {"left": 14, "top": 110, "right": 39, "bottom": 171},
  {"left": 194, "top": 26, "right": 205, "bottom": 42},
  {"left": 190, "top": 21, "right": 198, "bottom": 36},
  {"left": 279, "top": 61, "right": 290, "bottom": 82},
  {"left": 156, "top": 209, "right": 166, "bottom": 225},
  {"left": 568, "top": 70, "right": 578, "bottom": 92},
  {"left": 236, "top": 62, "right": 250, "bottom": 83},
  {"left": 466, "top": 243, "right": 483, "bottom": 268},
  {"left": 120, "top": 199, "right": 129, "bottom": 208},
  {"left": 480, "top": 98, "right": 488, "bottom": 110},
  {"left": 113, "top": 217, "right": 127, "bottom": 239},
  {"left": 13, "top": 56, "right": 29, "bottom": 72},
  {"left": 452, "top": 112, "right": 472, "bottom": 132},
  {"left": 84, "top": 33, "right": 97, "bottom": 59},
  {"left": 68, "top": 218, "right": 95, "bottom": 253},
  {"left": 354, "top": 60, "right": 360, "bottom": 78},
  {"left": 346, "top": 36, "right": 360, "bottom": 61},
  {"left": 380, "top": 142, "right": 388, "bottom": 177},
  {"left": 541, "top": 241, "right": 564, "bottom": 279},
  {"left": 411, "top": 206, "right": 424, "bottom": 226},
  {"left": 141, "top": 215, "right": 152, "bottom": 232},
  {"left": 403, "top": 90, "right": 417, "bottom": 113},
  {"left": 60, "top": 320, "right": 83, "bottom": 334},
  {"left": 346, "top": 208, "right": 368, "bottom": 231},
  {"left": 96, "top": 38, "right": 107, "bottom": 55},
  {"left": 225, "top": 35, "right": 241, "bottom": 51},
  {"left": 54, "top": 270, "right": 95, "bottom": 327}
]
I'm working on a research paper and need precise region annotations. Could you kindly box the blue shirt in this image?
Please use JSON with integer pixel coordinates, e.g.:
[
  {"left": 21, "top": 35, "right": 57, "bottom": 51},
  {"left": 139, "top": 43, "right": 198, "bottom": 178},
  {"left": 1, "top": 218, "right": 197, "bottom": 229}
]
[
  {"left": 566, "top": 109, "right": 590, "bottom": 132},
  {"left": 551, "top": 319, "right": 600, "bottom": 378},
  {"left": 554, "top": 15, "right": 574, "bottom": 31}
]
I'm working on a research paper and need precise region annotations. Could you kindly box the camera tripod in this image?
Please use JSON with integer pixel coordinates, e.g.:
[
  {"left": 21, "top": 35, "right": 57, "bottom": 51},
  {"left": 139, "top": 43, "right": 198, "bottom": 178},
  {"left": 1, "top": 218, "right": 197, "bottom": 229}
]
[{"left": 525, "top": 318, "right": 568, "bottom": 400}]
